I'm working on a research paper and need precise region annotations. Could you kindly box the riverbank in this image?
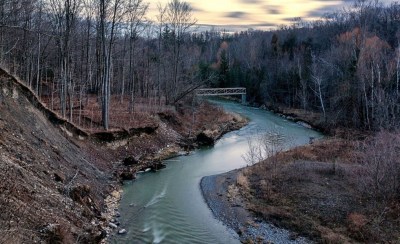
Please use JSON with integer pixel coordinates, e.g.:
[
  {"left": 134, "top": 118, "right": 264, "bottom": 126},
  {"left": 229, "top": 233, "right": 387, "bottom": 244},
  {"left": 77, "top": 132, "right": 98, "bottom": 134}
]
[
  {"left": 261, "top": 103, "right": 370, "bottom": 140},
  {"left": 103, "top": 102, "right": 248, "bottom": 240},
  {"left": 201, "top": 138, "right": 351, "bottom": 243},
  {"left": 0, "top": 68, "right": 248, "bottom": 243},
  {"left": 201, "top": 171, "right": 309, "bottom": 244},
  {"left": 199, "top": 101, "right": 399, "bottom": 243},
  {"left": 109, "top": 102, "right": 248, "bottom": 182},
  {"left": 202, "top": 132, "right": 400, "bottom": 243}
]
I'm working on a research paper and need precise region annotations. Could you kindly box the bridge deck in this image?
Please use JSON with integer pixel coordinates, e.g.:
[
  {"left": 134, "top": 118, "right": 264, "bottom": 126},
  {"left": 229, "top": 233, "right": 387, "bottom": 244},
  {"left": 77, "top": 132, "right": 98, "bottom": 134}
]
[{"left": 196, "top": 87, "right": 246, "bottom": 96}]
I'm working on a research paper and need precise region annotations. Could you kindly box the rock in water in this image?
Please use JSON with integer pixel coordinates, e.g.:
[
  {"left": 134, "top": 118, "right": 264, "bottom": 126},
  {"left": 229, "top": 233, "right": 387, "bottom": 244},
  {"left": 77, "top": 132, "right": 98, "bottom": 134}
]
[
  {"left": 118, "top": 229, "right": 127, "bottom": 235},
  {"left": 150, "top": 161, "right": 166, "bottom": 171},
  {"left": 109, "top": 223, "right": 118, "bottom": 229},
  {"left": 196, "top": 131, "right": 215, "bottom": 146},
  {"left": 120, "top": 170, "right": 135, "bottom": 180}
]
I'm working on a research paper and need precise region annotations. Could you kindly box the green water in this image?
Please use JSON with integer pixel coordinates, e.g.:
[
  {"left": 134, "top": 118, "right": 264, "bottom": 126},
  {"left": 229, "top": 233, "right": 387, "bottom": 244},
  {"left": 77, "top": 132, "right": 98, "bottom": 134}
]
[{"left": 111, "top": 100, "right": 322, "bottom": 243}]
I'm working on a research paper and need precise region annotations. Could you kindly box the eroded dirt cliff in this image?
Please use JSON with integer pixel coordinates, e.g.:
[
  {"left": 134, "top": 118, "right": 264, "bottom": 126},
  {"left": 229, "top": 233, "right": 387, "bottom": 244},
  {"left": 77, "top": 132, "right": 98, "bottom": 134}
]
[
  {"left": 0, "top": 69, "right": 119, "bottom": 243},
  {"left": 0, "top": 68, "right": 248, "bottom": 243}
]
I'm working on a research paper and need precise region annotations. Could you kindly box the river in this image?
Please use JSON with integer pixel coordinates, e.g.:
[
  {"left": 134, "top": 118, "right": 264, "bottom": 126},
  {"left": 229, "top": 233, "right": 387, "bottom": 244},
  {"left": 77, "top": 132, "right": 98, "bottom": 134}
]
[{"left": 111, "top": 100, "right": 322, "bottom": 244}]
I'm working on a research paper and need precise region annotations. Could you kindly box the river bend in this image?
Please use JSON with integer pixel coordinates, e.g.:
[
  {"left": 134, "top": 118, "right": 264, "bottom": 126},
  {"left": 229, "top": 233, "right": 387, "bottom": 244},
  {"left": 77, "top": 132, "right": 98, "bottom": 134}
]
[{"left": 111, "top": 100, "right": 322, "bottom": 243}]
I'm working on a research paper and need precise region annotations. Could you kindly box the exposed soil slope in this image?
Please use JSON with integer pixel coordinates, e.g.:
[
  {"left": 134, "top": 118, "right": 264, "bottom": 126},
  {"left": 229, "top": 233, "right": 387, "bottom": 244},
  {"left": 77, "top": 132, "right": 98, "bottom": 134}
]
[
  {"left": 0, "top": 69, "right": 116, "bottom": 243},
  {"left": 0, "top": 68, "right": 248, "bottom": 243}
]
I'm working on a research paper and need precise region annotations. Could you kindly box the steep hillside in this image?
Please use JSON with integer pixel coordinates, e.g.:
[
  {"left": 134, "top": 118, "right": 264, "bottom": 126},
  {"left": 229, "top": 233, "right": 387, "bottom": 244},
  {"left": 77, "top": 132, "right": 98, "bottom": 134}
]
[
  {"left": 0, "top": 68, "right": 248, "bottom": 243},
  {"left": 0, "top": 69, "right": 116, "bottom": 243}
]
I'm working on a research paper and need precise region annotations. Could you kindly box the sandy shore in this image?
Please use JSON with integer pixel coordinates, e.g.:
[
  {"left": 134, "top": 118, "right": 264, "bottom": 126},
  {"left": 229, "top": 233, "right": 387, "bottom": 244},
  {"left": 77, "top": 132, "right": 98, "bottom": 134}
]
[{"left": 200, "top": 170, "right": 311, "bottom": 243}]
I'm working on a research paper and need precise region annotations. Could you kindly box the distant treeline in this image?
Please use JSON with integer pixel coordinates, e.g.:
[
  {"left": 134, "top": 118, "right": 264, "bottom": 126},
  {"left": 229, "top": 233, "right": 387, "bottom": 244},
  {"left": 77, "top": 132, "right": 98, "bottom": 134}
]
[
  {"left": 197, "top": 1, "right": 400, "bottom": 130},
  {"left": 0, "top": 0, "right": 399, "bottom": 130}
]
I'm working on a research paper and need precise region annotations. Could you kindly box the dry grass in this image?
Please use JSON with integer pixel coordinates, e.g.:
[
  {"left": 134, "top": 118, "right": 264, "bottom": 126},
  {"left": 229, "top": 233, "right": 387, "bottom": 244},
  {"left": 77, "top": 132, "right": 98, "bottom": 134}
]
[
  {"left": 347, "top": 213, "right": 368, "bottom": 232},
  {"left": 238, "top": 136, "right": 400, "bottom": 243},
  {"left": 236, "top": 172, "right": 250, "bottom": 191},
  {"left": 42, "top": 95, "right": 165, "bottom": 132},
  {"left": 276, "top": 138, "right": 358, "bottom": 164}
]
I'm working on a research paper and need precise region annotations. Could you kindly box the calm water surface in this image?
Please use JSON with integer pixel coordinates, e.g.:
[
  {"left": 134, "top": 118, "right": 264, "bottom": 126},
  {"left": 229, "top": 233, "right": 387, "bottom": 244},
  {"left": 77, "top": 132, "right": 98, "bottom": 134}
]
[{"left": 111, "top": 100, "right": 322, "bottom": 244}]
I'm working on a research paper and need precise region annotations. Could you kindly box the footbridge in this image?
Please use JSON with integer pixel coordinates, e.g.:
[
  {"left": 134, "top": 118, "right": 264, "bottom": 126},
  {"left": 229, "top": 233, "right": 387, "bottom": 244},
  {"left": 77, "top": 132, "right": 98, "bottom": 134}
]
[{"left": 195, "top": 87, "right": 247, "bottom": 104}]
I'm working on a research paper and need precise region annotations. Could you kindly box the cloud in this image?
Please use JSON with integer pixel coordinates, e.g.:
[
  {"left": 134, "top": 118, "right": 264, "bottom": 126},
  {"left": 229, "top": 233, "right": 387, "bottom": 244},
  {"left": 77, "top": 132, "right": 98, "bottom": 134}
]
[
  {"left": 191, "top": 6, "right": 205, "bottom": 13},
  {"left": 254, "top": 22, "right": 276, "bottom": 28},
  {"left": 315, "top": 0, "right": 352, "bottom": 1},
  {"left": 281, "top": 17, "right": 303, "bottom": 22},
  {"left": 265, "top": 5, "right": 283, "bottom": 15},
  {"left": 196, "top": 21, "right": 276, "bottom": 31},
  {"left": 238, "top": 0, "right": 261, "bottom": 4},
  {"left": 306, "top": 5, "right": 342, "bottom": 18},
  {"left": 225, "top": 11, "right": 248, "bottom": 19}
]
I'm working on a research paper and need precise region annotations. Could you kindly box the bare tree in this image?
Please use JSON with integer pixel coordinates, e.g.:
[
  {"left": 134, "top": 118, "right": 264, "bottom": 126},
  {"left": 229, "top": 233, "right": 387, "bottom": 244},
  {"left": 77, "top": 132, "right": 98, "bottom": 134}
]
[
  {"left": 165, "top": 0, "right": 196, "bottom": 104},
  {"left": 98, "top": 0, "right": 125, "bottom": 130},
  {"left": 156, "top": 2, "right": 167, "bottom": 105},
  {"left": 48, "top": 0, "right": 80, "bottom": 119},
  {"left": 396, "top": 44, "right": 400, "bottom": 98},
  {"left": 34, "top": 0, "right": 43, "bottom": 96},
  {"left": 124, "top": 0, "right": 148, "bottom": 111},
  {"left": 297, "top": 56, "right": 308, "bottom": 110},
  {"left": 242, "top": 136, "right": 262, "bottom": 165},
  {"left": 310, "top": 53, "right": 327, "bottom": 121},
  {"left": 358, "top": 131, "right": 400, "bottom": 201},
  {"left": 243, "top": 129, "right": 285, "bottom": 162}
]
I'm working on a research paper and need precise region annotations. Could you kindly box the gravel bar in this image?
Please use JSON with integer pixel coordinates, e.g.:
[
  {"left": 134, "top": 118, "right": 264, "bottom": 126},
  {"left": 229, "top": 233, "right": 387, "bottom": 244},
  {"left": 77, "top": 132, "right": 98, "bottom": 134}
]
[{"left": 200, "top": 170, "right": 312, "bottom": 244}]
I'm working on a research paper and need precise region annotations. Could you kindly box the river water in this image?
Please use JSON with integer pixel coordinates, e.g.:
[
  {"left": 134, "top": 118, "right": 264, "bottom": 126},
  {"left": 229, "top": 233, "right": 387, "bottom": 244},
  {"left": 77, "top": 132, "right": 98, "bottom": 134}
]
[{"left": 111, "top": 100, "right": 322, "bottom": 244}]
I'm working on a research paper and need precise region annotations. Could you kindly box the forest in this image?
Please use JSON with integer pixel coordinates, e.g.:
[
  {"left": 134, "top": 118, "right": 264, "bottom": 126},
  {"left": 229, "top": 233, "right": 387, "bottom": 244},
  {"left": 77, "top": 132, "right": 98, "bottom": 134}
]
[
  {"left": 1, "top": 1, "right": 400, "bottom": 242},
  {"left": 0, "top": 0, "right": 399, "bottom": 131}
]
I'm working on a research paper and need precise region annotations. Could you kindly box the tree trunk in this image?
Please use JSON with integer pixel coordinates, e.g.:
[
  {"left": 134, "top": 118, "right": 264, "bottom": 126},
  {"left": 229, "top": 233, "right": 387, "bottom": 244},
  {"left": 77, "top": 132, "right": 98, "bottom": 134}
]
[
  {"left": 128, "top": 37, "right": 136, "bottom": 113},
  {"left": 120, "top": 36, "right": 127, "bottom": 104},
  {"left": 396, "top": 46, "right": 399, "bottom": 97},
  {"left": 35, "top": 33, "right": 41, "bottom": 95}
]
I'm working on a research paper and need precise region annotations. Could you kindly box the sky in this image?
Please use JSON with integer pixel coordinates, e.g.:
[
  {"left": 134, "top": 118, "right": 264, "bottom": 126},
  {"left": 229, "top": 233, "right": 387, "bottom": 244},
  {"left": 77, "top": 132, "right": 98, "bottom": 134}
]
[{"left": 149, "top": 0, "right": 398, "bottom": 31}]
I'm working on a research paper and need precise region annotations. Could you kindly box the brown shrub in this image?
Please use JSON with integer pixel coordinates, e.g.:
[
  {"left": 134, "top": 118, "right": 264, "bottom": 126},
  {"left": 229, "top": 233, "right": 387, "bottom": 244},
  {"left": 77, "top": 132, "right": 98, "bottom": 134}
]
[
  {"left": 347, "top": 212, "right": 368, "bottom": 233},
  {"left": 356, "top": 131, "right": 400, "bottom": 200},
  {"left": 317, "top": 226, "right": 351, "bottom": 244},
  {"left": 280, "top": 138, "right": 357, "bottom": 164}
]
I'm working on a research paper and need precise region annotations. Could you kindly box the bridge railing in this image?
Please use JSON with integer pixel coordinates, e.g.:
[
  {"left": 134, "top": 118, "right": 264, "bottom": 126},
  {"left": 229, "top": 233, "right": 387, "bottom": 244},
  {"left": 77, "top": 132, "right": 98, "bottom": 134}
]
[
  {"left": 195, "top": 87, "right": 247, "bottom": 104},
  {"left": 195, "top": 87, "right": 246, "bottom": 96}
]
